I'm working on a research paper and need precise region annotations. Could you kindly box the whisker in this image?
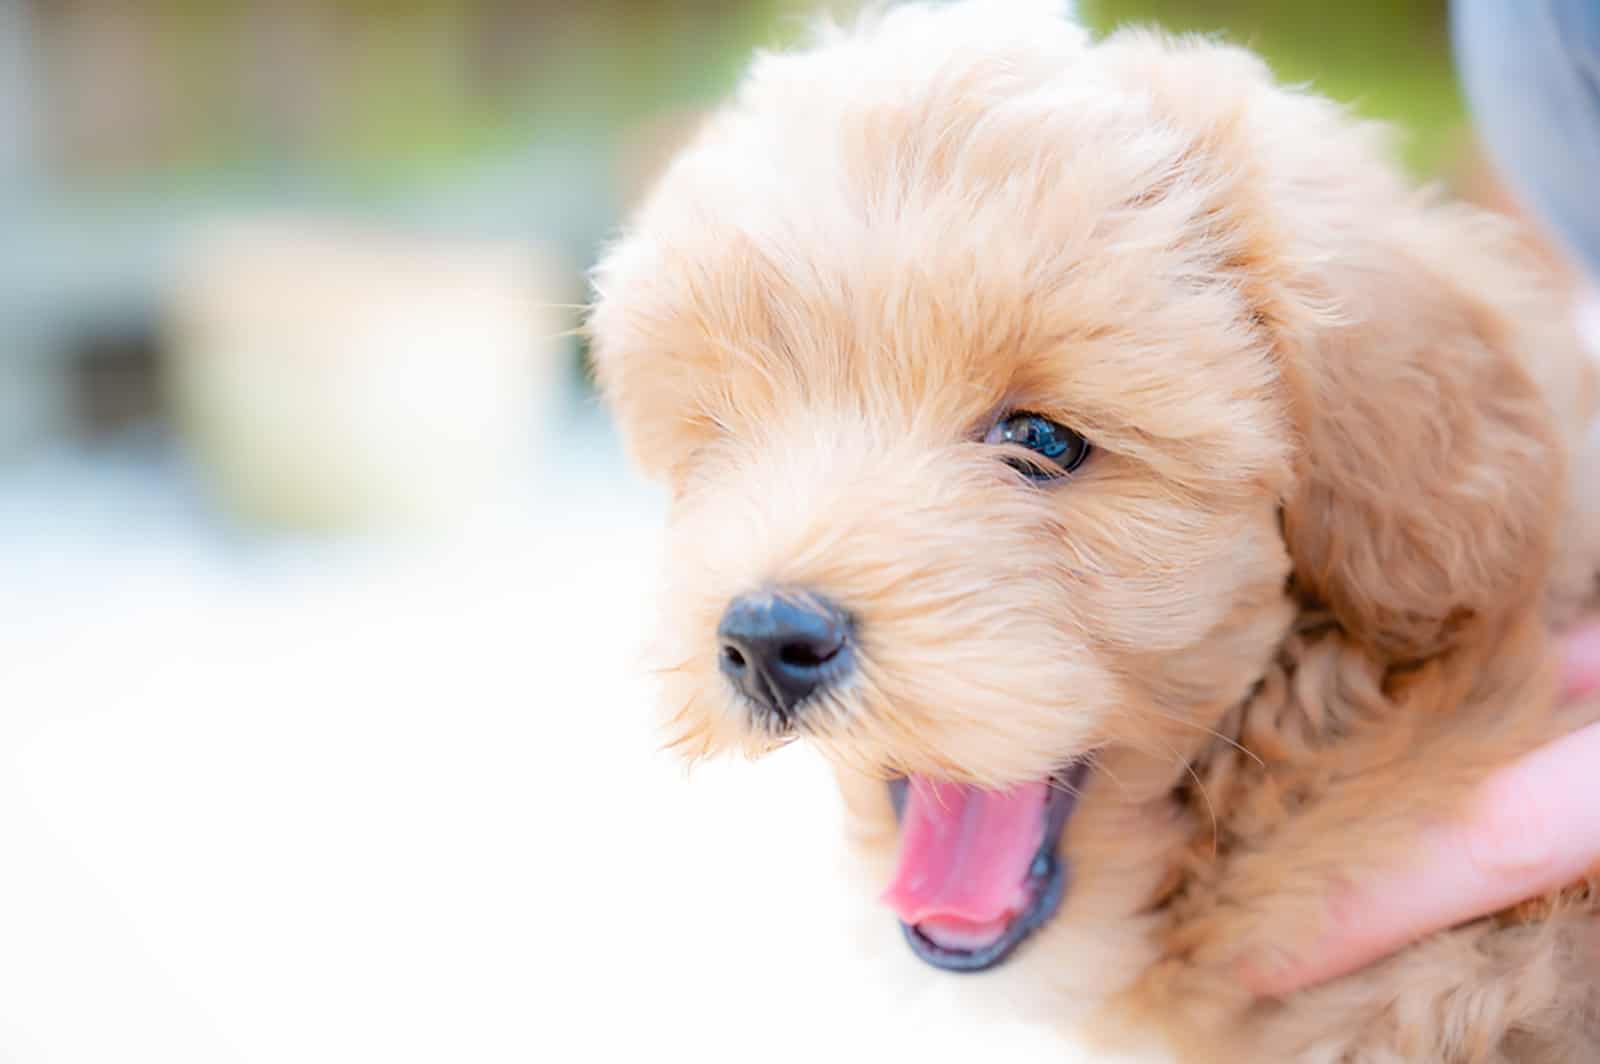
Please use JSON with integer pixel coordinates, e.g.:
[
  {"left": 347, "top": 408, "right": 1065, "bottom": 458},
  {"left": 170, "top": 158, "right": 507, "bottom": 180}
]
[
  {"left": 1188, "top": 771, "right": 1220, "bottom": 860},
  {"left": 658, "top": 695, "right": 708, "bottom": 755},
  {"left": 856, "top": 686, "right": 957, "bottom": 783},
  {"left": 1166, "top": 739, "right": 1221, "bottom": 861},
  {"left": 1045, "top": 772, "right": 1089, "bottom": 800},
  {"left": 661, "top": 693, "right": 696, "bottom": 727},
  {"left": 1129, "top": 704, "right": 1264, "bottom": 770},
  {"left": 1111, "top": 732, "right": 1223, "bottom": 860},
  {"left": 1090, "top": 761, "right": 1134, "bottom": 801},
  {"left": 1046, "top": 749, "right": 1124, "bottom": 800}
]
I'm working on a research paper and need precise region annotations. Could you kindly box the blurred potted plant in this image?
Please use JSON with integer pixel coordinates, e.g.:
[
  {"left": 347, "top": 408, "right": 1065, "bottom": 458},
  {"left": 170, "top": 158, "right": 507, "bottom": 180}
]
[{"left": 165, "top": 215, "right": 569, "bottom": 533}]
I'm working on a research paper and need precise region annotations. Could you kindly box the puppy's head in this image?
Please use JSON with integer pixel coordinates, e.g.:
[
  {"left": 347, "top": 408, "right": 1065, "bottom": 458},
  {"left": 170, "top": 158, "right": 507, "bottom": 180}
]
[{"left": 589, "top": 1, "right": 1562, "bottom": 979}]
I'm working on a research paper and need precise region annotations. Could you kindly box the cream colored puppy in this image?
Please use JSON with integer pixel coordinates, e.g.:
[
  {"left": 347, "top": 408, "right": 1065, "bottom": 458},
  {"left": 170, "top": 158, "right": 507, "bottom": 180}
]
[{"left": 590, "top": 3, "right": 1600, "bottom": 1059}]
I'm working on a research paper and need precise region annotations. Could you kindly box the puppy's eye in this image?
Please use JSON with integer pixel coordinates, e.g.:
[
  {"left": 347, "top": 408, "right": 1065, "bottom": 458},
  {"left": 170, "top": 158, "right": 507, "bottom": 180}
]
[{"left": 984, "top": 412, "right": 1091, "bottom": 480}]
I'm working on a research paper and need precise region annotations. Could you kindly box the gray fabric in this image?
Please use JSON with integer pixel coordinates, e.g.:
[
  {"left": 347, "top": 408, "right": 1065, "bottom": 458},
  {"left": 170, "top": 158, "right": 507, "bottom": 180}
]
[{"left": 1453, "top": 0, "right": 1600, "bottom": 277}]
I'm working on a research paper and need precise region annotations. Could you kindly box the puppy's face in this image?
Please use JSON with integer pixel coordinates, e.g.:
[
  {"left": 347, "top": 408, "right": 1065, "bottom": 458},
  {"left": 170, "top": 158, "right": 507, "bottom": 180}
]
[{"left": 590, "top": 2, "right": 1560, "bottom": 980}]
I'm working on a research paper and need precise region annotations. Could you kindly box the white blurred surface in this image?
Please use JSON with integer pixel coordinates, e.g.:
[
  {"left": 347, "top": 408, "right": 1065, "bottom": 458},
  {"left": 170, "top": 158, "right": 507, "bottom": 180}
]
[{"left": 0, "top": 423, "right": 1085, "bottom": 1063}]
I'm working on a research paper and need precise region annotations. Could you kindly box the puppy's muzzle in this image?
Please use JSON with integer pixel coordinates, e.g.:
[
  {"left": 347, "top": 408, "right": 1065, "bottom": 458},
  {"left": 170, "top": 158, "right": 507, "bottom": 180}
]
[{"left": 717, "top": 591, "right": 853, "bottom": 723}]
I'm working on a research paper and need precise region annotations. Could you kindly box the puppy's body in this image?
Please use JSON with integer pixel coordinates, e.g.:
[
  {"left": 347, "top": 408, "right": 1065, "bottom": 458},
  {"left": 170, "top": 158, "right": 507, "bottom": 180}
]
[{"left": 590, "top": 3, "right": 1600, "bottom": 1059}]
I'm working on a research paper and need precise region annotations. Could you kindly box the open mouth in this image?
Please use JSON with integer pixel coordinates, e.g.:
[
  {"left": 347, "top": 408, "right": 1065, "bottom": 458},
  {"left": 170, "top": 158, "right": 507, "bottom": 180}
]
[{"left": 883, "top": 759, "right": 1089, "bottom": 973}]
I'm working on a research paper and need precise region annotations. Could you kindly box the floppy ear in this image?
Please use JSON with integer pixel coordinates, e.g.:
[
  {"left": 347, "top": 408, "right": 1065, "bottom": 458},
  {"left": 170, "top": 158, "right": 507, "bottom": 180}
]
[
  {"left": 1100, "top": 32, "right": 1569, "bottom": 663},
  {"left": 1268, "top": 201, "right": 1565, "bottom": 663}
]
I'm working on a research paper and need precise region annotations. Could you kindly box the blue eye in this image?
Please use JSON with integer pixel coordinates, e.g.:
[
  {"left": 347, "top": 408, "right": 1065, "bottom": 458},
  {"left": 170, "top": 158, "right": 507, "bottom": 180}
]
[{"left": 984, "top": 412, "right": 1091, "bottom": 480}]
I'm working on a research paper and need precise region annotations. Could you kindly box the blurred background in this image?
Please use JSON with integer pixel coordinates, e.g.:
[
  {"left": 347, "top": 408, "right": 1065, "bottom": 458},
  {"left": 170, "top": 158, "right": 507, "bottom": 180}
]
[{"left": 0, "top": 2, "right": 1548, "bottom": 1061}]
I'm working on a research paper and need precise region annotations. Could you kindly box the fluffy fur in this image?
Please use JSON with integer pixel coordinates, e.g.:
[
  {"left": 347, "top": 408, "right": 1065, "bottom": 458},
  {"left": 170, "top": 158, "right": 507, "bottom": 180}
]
[{"left": 588, "top": 3, "right": 1600, "bottom": 1058}]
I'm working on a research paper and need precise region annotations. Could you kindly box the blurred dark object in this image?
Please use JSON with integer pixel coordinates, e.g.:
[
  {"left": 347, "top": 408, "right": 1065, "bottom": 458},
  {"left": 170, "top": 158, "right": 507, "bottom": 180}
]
[{"left": 70, "top": 323, "right": 166, "bottom": 441}]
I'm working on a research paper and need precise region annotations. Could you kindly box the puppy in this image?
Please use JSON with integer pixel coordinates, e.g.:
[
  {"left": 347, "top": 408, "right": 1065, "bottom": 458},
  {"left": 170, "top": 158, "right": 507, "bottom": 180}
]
[{"left": 588, "top": 3, "right": 1600, "bottom": 1059}]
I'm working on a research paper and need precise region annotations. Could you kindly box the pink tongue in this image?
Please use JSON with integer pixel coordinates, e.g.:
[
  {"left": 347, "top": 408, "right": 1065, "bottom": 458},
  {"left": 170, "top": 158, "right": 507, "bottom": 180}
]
[{"left": 881, "top": 777, "right": 1049, "bottom": 940}]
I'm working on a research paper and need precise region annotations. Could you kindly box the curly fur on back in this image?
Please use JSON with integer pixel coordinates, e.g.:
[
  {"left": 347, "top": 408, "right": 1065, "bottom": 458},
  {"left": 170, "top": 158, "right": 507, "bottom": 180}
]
[{"left": 588, "top": 3, "right": 1600, "bottom": 1058}]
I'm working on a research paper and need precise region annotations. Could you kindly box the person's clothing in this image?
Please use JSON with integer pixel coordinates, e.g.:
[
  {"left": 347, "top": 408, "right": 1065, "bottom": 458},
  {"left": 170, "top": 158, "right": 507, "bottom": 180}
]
[{"left": 1453, "top": 0, "right": 1600, "bottom": 278}]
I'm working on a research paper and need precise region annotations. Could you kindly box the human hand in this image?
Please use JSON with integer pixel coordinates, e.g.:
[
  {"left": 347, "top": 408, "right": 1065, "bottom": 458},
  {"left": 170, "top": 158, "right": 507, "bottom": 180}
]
[{"left": 1241, "top": 624, "right": 1600, "bottom": 996}]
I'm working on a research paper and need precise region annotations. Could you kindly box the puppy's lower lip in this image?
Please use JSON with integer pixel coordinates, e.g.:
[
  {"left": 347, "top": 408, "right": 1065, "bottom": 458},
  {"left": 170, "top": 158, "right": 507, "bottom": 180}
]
[{"left": 883, "top": 760, "right": 1090, "bottom": 973}]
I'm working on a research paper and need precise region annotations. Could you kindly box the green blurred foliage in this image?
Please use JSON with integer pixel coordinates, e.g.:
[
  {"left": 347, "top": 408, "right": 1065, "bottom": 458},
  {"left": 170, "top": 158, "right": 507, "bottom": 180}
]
[{"left": 1079, "top": 0, "right": 1465, "bottom": 174}]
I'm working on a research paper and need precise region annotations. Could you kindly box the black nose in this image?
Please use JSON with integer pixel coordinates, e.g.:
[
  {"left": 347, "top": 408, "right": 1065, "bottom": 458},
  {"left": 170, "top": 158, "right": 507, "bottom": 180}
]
[{"left": 718, "top": 592, "right": 852, "bottom": 720}]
